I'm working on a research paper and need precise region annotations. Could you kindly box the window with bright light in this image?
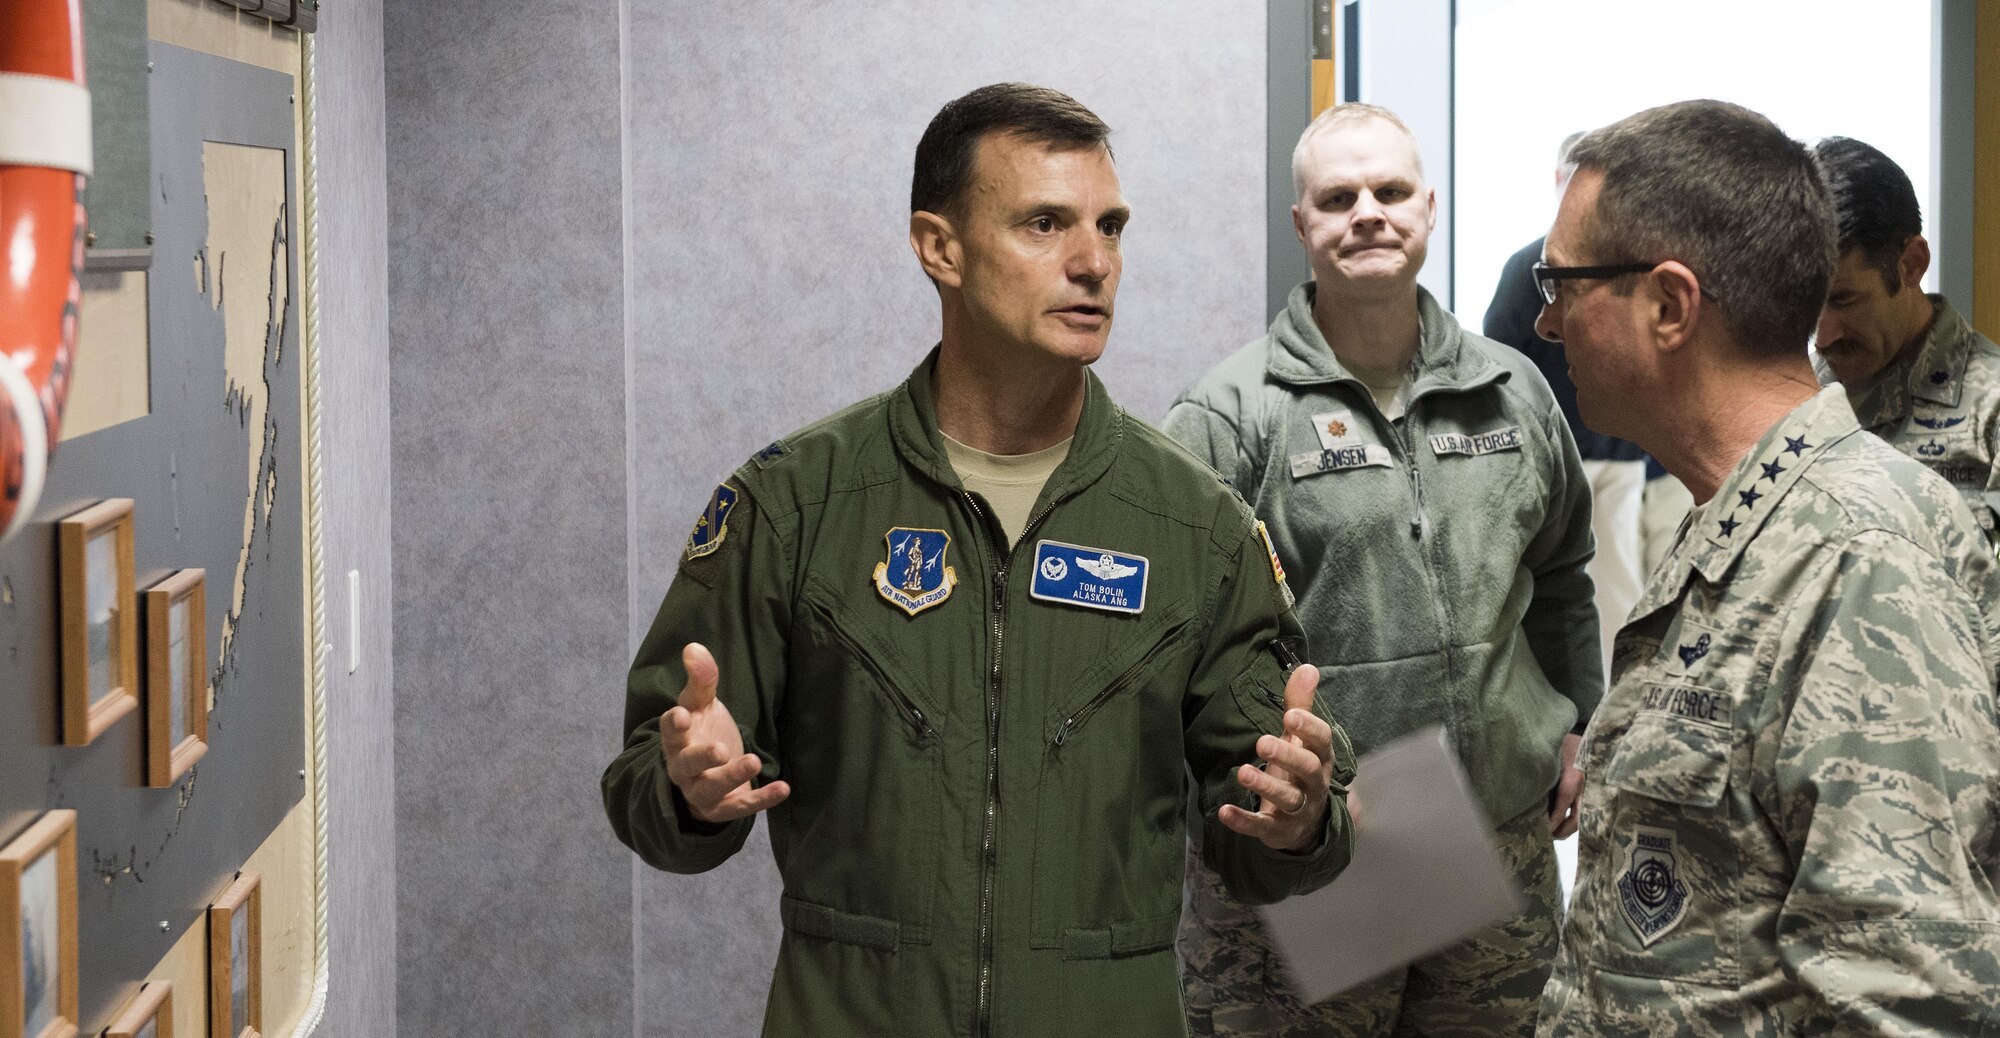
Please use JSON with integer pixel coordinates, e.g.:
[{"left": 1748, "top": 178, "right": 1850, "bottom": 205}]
[{"left": 1452, "top": 0, "right": 1935, "bottom": 332}]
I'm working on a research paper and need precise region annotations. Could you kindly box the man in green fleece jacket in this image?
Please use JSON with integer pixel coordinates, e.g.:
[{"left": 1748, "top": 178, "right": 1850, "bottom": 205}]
[
  {"left": 1166, "top": 103, "right": 1602, "bottom": 1038},
  {"left": 602, "top": 83, "right": 1357, "bottom": 1038}
]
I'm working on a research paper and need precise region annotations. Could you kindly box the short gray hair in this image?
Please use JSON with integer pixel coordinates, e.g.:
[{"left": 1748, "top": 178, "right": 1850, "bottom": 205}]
[
  {"left": 1566, "top": 100, "right": 1835, "bottom": 356},
  {"left": 1291, "top": 103, "right": 1424, "bottom": 200}
]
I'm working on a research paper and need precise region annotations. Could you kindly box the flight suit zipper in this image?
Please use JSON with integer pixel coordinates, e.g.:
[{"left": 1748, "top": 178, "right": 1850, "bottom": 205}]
[
  {"left": 965, "top": 488, "right": 1062, "bottom": 1038},
  {"left": 1051, "top": 619, "right": 1192, "bottom": 747},
  {"left": 805, "top": 598, "right": 937, "bottom": 741}
]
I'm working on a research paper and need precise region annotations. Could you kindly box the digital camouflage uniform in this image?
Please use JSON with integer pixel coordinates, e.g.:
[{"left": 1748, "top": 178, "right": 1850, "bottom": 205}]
[
  {"left": 603, "top": 351, "right": 1357, "bottom": 1038},
  {"left": 1815, "top": 295, "right": 2000, "bottom": 543},
  {"left": 1538, "top": 385, "right": 2000, "bottom": 1037},
  {"left": 1166, "top": 284, "right": 1601, "bottom": 1037}
]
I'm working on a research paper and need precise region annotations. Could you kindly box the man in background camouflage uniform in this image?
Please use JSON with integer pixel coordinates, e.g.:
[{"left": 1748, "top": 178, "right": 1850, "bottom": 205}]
[
  {"left": 1811, "top": 136, "right": 2000, "bottom": 544},
  {"left": 1533, "top": 99, "right": 2000, "bottom": 1036}
]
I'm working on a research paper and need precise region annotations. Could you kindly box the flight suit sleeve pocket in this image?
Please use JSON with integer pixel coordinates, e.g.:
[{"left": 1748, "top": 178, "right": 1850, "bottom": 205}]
[{"left": 1602, "top": 712, "right": 1731, "bottom": 808}]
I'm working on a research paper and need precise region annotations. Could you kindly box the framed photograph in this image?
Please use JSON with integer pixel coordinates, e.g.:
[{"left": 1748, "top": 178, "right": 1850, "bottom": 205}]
[
  {"left": 145, "top": 570, "right": 209, "bottom": 787},
  {"left": 105, "top": 981, "right": 172, "bottom": 1038},
  {"left": 0, "top": 810, "right": 79, "bottom": 1038},
  {"left": 58, "top": 499, "right": 138, "bottom": 746},
  {"left": 206, "top": 872, "right": 260, "bottom": 1038}
]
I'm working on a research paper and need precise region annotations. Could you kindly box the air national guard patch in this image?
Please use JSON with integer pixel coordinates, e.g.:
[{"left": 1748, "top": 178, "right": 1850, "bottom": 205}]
[
  {"left": 874, "top": 527, "right": 957, "bottom": 616},
  {"left": 684, "top": 483, "right": 739, "bottom": 561},
  {"left": 1030, "top": 540, "right": 1148, "bottom": 615},
  {"left": 1618, "top": 825, "right": 1691, "bottom": 946}
]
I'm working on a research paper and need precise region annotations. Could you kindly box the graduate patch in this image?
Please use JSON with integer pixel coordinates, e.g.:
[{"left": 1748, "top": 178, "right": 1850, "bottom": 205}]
[
  {"left": 1311, "top": 409, "right": 1359, "bottom": 450},
  {"left": 1289, "top": 444, "right": 1393, "bottom": 479},
  {"left": 1618, "top": 826, "right": 1691, "bottom": 946},
  {"left": 1430, "top": 427, "right": 1522, "bottom": 457},
  {"left": 874, "top": 528, "right": 957, "bottom": 616},
  {"left": 684, "top": 483, "right": 739, "bottom": 560},
  {"left": 1030, "top": 540, "right": 1148, "bottom": 614}
]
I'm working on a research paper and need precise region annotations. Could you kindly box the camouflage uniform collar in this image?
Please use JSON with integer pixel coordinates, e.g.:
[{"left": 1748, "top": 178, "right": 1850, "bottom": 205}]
[
  {"left": 891, "top": 345, "right": 1124, "bottom": 498},
  {"left": 1836, "top": 294, "right": 1969, "bottom": 426},
  {"left": 1636, "top": 385, "right": 1860, "bottom": 612},
  {"left": 1265, "top": 281, "right": 1508, "bottom": 398}
]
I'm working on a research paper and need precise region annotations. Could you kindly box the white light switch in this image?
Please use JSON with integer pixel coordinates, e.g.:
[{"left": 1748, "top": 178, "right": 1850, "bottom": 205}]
[{"left": 347, "top": 569, "right": 360, "bottom": 674}]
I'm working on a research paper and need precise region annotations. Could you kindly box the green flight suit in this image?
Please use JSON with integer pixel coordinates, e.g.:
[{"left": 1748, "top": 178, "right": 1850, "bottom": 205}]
[{"left": 603, "top": 351, "right": 1356, "bottom": 1038}]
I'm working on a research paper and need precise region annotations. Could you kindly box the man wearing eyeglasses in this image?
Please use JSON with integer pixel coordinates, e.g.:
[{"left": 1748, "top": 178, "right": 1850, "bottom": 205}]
[
  {"left": 1533, "top": 100, "right": 2000, "bottom": 1036},
  {"left": 1808, "top": 136, "right": 2000, "bottom": 550},
  {"left": 1166, "top": 102, "right": 1602, "bottom": 1038}
]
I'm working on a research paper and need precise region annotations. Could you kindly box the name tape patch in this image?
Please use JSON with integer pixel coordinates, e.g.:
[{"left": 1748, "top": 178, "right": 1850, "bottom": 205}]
[
  {"left": 1289, "top": 444, "right": 1393, "bottom": 479},
  {"left": 1638, "top": 684, "right": 1732, "bottom": 727},
  {"left": 1030, "top": 540, "right": 1148, "bottom": 615},
  {"left": 1430, "top": 427, "right": 1522, "bottom": 457}
]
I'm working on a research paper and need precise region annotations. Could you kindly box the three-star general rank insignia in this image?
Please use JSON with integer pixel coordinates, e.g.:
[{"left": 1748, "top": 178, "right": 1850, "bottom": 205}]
[
  {"left": 874, "top": 527, "right": 957, "bottom": 616},
  {"left": 1618, "top": 825, "right": 1691, "bottom": 946},
  {"left": 684, "top": 483, "right": 739, "bottom": 560}
]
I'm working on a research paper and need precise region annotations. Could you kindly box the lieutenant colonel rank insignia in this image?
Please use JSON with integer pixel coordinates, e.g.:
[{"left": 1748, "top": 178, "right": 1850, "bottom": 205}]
[
  {"left": 1618, "top": 825, "right": 1691, "bottom": 946},
  {"left": 684, "top": 483, "right": 739, "bottom": 561},
  {"left": 1030, "top": 540, "right": 1148, "bottom": 614},
  {"left": 874, "top": 527, "right": 957, "bottom": 616}
]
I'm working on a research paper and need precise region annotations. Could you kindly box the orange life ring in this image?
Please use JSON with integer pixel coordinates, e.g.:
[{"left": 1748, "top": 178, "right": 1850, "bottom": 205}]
[{"left": 0, "top": 0, "right": 88, "bottom": 543}]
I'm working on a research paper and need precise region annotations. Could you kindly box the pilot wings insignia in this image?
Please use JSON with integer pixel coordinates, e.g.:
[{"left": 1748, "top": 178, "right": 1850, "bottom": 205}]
[
  {"left": 1076, "top": 553, "right": 1139, "bottom": 581},
  {"left": 1914, "top": 415, "right": 1966, "bottom": 429}
]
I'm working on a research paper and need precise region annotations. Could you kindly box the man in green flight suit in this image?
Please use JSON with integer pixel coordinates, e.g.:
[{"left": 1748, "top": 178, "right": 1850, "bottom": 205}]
[
  {"left": 1534, "top": 99, "right": 2000, "bottom": 1037},
  {"left": 1810, "top": 135, "right": 2000, "bottom": 545},
  {"left": 602, "top": 83, "right": 1358, "bottom": 1038}
]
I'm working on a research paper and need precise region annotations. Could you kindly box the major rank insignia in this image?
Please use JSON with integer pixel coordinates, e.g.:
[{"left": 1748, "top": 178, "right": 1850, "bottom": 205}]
[
  {"left": 1030, "top": 539, "right": 1148, "bottom": 614},
  {"left": 874, "top": 527, "right": 957, "bottom": 616},
  {"left": 684, "top": 483, "right": 739, "bottom": 560},
  {"left": 1618, "top": 825, "right": 1690, "bottom": 946}
]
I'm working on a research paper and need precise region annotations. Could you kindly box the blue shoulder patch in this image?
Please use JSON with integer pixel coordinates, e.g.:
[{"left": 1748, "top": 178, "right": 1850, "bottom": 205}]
[{"left": 684, "top": 483, "right": 739, "bottom": 560}]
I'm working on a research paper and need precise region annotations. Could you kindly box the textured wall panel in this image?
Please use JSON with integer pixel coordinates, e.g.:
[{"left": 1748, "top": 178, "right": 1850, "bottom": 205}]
[
  {"left": 312, "top": 0, "right": 398, "bottom": 1031},
  {"left": 386, "top": 0, "right": 633, "bottom": 1034},
  {"left": 625, "top": 5, "right": 1266, "bottom": 1034}
]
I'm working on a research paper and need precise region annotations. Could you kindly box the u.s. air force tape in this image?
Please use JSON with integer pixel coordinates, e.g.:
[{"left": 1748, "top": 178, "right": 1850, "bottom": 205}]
[{"left": 1289, "top": 444, "right": 1393, "bottom": 478}]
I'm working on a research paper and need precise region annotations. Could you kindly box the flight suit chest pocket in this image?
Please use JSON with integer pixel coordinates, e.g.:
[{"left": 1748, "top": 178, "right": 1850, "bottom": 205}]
[{"left": 1590, "top": 707, "right": 1742, "bottom": 984}]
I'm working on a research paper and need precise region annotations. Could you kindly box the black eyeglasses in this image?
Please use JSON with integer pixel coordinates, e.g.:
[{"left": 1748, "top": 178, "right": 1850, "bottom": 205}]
[{"left": 1530, "top": 261, "right": 1660, "bottom": 306}]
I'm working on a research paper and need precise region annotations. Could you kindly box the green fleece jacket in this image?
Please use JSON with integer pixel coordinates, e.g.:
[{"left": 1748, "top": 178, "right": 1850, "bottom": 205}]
[
  {"left": 1164, "top": 283, "right": 1602, "bottom": 825},
  {"left": 604, "top": 351, "right": 1355, "bottom": 1037}
]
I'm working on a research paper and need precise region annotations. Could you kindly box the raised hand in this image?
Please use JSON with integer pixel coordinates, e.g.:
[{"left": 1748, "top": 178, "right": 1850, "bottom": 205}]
[
  {"left": 661, "top": 642, "right": 790, "bottom": 824},
  {"left": 1219, "top": 663, "right": 1334, "bottom": 852}
]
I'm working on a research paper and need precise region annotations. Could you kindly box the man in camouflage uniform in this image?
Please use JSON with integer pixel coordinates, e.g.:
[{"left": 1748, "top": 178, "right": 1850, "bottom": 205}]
[
  {"left": 1168, "top": 103, "right": 1600, "bottom": 1038},
  {"left": 1534, "top": 100, "right": 2000, "bottom": 1036},
  {"left": 1811, "top": 136, "right": 2000, "bottom": 544}
]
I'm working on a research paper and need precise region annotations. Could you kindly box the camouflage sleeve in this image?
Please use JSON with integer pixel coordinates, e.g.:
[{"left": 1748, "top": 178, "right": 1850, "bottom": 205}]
[
  {"left": 1183, "top": 513, "right": 1355, "bottom": 905},
  {"left": 1519, "top": 401, "right": 1605, "bottom": 732},
  {"left": 1768, "top": 529, "right": 2000, "bottom": 1035},
  {"left": 602, "top": 482, "right": 796, "bottom": 874},
  {"left": 1164, "top": 400, "right": 1263, "bottom": 505},
  {"left": 1980, "top": 403, "right": 2000, "bottom": 551}
]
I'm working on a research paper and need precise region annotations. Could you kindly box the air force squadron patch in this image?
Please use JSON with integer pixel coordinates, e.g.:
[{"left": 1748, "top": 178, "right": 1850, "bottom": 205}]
[
  {"left": 874, "top": 527, "right": 957, "bottom": 616},
  {"left": 1618, "top": 826, "right": 1691, "bottom": 946},
  {"left": 684, "top": 483, "right": 739, "bottom": 560},
  {"left": 1030, "top": 540, "right": 1148, "bottom": 614}
]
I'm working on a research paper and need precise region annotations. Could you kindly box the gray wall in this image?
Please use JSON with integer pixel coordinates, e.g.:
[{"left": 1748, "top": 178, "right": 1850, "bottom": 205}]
[
  {"left": 314, "top": 0, "right": 397, "bottom": 1033},
  {"left": 385, "top": 0, "right": 634, "bottom": 1035},
  {"left": 383, "top": 3, "right": 1269, "bottom": 1035}
]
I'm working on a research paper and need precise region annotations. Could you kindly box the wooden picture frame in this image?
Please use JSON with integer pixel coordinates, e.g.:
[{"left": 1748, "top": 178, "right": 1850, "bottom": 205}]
[
  {"left": 58, "top": 499, "right": 138, "bottom": 746},
  {"left": 206, "top": 872, "right": 260, "bottom": 1038},
  {"left": 105, "top": 980, "right": 172, "bottom": 1038},
  {"left": 145, "top": 570, "right": 209, "bottom": 786},
  {"left": 0, "top": 811, "right": 79, "bottom": 1038}
]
